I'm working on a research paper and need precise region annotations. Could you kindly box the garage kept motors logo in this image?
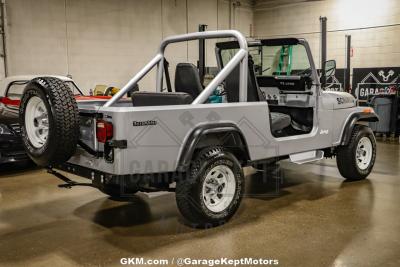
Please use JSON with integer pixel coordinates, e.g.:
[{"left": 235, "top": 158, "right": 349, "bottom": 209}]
[{"left": 352, "top": 67, "right": 399, "bottom": 102}]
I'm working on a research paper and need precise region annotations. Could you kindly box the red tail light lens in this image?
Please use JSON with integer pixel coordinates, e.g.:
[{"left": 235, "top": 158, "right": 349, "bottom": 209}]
[{"left": 96, "top": 120, "right": 113, "bottom": 143}]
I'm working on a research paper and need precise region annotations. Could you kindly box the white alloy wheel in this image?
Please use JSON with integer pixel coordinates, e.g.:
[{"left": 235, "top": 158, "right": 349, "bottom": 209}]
[
  {"left": 202, "top": 165, "right": 236, "bottom": 213},
  {"left": 356, "top": 136, "right": 373, "bottom": 170},
  {"left": 24, "top": 96, "right": 49, "bottom": 148}
]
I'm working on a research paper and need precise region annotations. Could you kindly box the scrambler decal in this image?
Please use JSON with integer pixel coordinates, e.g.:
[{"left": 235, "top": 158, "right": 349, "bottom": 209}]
[
  {"left": 336, "top": 97, "right": 354, "bottom": 105},
  {"left": 337, "top": 97, "right": 345, "bottom": 105},
  {"left": 132, "top": 120, "right": 157, "bottom": 126}
]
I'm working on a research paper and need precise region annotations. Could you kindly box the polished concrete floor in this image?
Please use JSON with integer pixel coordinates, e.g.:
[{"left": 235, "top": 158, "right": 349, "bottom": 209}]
[{"left": 0, "top": 141, "right": 399, "bottom": 267}]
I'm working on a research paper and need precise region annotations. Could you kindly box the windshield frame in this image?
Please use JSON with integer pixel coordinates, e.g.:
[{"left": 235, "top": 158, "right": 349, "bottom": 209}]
[{"left": 216, "top": 38, "right": 320, "bottom": 86}]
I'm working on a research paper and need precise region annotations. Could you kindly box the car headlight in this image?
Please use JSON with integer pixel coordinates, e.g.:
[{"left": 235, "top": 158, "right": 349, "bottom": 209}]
[{"left": 0, "top": 124, "right": 13, "bottom": 135}]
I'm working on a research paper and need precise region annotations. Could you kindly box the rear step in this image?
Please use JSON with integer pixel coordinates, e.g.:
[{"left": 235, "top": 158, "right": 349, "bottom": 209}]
[{"left": 289, "top": 150, "right": 324, "bottom": 164}]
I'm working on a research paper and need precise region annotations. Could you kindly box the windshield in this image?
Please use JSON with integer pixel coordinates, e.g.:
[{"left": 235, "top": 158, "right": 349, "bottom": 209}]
[
  {"left": 6, "top": 80, "right": 83, "bottom": 100},
  {"left": 220, "top": 43, "right": 311, "bottom": 77}
]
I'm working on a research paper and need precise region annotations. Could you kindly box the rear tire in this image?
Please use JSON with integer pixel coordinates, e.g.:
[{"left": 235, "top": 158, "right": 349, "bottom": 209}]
[
  {"left": 176, "top": 147, "right": 244, "bottom": 228},
  {"left": 19, "top": 77, "right": 79, "bottom": 166},
  {"left": 336, "top": 125, "right": 376, "bottom": 181}
]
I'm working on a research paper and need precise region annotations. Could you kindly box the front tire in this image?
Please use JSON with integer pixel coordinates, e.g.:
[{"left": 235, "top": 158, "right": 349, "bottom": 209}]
[
  {"left": 336, "top": 125, "right": 376, "bottom": 181},
  {"left": 176, "top": 147, "right": 244, "bottom": 228}
]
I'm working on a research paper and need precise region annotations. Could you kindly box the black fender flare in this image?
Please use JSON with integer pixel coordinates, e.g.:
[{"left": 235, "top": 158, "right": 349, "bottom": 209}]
[
  {"left": 340, "top": 112, "right": 379, "bottom": 146},
  {"left": 176, "top": 123, "right": 250, "bottom": 172}
]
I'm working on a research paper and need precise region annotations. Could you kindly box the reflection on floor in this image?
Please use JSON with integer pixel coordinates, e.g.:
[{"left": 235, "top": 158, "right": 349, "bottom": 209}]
[{"left": 0, "top": 142, "right": 399, "bottom": 266}]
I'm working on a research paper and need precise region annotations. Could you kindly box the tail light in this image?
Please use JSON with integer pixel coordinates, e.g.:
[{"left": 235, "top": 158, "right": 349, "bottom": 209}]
[{"left": 96, "top": 120, "right": 113, "bottom": 143}]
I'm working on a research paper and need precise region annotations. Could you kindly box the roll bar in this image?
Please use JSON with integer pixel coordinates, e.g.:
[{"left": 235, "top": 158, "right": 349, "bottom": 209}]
[{"left": 103, "top": 30, "right": 248, "bottom": 107}]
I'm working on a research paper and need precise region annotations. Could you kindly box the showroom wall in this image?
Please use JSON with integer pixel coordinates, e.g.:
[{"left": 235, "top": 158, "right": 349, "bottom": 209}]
[
  {"left": 254, "top": 0, "right": 400, "bottom": 70},
  {"left": 3, "top": 0, "right": 253, "bottom": 93},
  {"left": 7, "top": 0, "right": 397, "bottom": 93}
]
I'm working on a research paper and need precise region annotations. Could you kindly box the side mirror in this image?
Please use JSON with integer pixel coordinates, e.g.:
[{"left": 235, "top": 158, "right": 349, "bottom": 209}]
[{"left": 324, "top": 60, "right": 336, "bottom": 78}]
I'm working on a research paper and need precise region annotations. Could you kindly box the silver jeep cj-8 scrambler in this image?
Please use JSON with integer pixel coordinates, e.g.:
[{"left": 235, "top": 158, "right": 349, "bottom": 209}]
[{"left": 19, "top": 31, "right": 378, "bottom": 227}]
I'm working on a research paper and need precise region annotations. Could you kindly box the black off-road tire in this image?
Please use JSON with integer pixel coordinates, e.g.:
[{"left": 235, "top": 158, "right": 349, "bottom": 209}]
[
  {"left": 19, "top": 77, "right": 80, "bottom": 166},
  {"left": 336, "top": 125, "right": 376, "bottom": 181},
  {"left": 176, "top": 147, "right": 245, "bottom": 228}
]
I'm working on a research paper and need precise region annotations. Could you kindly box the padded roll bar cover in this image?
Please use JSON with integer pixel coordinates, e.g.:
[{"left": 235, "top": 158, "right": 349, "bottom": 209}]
[{"left": 131, "top": 91, "right": 193, "bottom": 106}]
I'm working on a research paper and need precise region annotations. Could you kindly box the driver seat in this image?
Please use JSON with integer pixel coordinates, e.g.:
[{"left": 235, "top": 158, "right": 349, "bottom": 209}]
[{"left": 224, "top": 56, "right": 291, "bottom": 134}]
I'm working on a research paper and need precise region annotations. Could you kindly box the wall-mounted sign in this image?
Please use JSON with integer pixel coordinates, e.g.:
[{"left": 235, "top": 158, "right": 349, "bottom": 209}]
[
  {"left": 325, "top": 68, "right": 345, "bottom": 92},
  {"left": 352, "top": 67, "right": 399, "bottom": 101},
  {"left": 318, "top": 68, "right": 345, "bottom": 91}
]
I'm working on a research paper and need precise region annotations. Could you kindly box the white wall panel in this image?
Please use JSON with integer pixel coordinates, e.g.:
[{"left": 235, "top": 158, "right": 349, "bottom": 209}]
[
  {"left": 4, "top": 0, "right": 254, "bottom": 93},
  {"left": 254, "top": 0, "right": 400, "bottom": 70},
  {"left": 6, "top": 0, "right": 68, "bottom": 77}
]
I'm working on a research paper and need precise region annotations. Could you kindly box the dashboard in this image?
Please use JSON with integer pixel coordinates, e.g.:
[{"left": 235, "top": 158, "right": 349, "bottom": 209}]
[{"left": 256, "top": 75, "right": 314, "bottom": 106}]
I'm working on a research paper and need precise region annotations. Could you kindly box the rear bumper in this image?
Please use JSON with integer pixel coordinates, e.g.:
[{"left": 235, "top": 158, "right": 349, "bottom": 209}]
[
  {"left": 54, "top": 162, "right": 112, "bottom": 187},
  {"left": 54, "top": 162, "right": 142, "bottom": 190},
  {"left": 54, "top": 162, "right": 174, "bottom": 192}
]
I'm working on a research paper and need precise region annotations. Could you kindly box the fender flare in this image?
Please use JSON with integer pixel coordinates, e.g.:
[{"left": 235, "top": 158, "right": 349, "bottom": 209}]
[
  {"left": 176, "top": 123, "right": 250, "bottom": 172},
  {"left": 340, "top": 112, "right": 379, "bottom": 145}
]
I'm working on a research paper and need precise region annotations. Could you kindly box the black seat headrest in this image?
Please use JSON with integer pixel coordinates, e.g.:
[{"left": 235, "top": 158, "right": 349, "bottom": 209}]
[
  {"left": 175, "top": 63, "right": 203, "bottom": 98},
  {"left": 131, "top": 91, "right": 193, "bottom": 106}
]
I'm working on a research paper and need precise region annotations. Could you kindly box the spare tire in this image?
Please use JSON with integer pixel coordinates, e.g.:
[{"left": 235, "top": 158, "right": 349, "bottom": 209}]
[{"left": 19, "top": 77, "right": 80, "bottom": 167}]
